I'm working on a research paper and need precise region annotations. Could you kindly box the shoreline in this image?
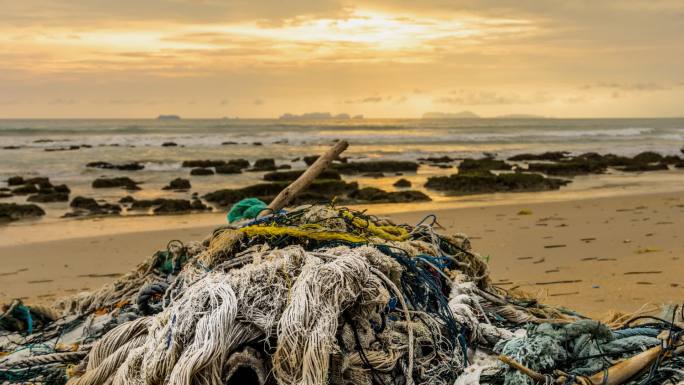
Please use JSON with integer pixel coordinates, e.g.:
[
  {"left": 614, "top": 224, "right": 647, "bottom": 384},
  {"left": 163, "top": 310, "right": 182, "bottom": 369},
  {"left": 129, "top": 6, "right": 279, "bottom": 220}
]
[{"left": 1, "top": 189, "right": 682, "bottom": 317}]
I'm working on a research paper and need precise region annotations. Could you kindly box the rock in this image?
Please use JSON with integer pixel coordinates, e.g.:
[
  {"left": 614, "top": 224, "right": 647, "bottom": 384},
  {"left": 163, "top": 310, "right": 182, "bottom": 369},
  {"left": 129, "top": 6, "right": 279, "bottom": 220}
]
[
  {"left": 348, "top": 187, "right": 431, "bottom": 203},
  {"left": 24, "top": 177, "right": 50, "bottom": 185},
  {"left": 458, "top": 158, "right": 512, "bottom": 172},
  {"left": 7, "top": 176, "right": 25, "bottom": 186},
  {"left": 508, "top": 152, "right": 571, "bottom": 161},
  {"left": 228, "top": 159, "right": 250, "bottom": 169},
  {"left": 221, "top": 141, "right": 238, "bottom": 145},
  {"left": 27, "top": 192, "right": 69, "bottom": 202},
  {"left": 303, "top": 155, "right": 348, "bottom": 165},
  {"left": 618, "top": 163, "right": 669, "bottom": 172},
  {"left": 161, "top": 142, "right": 178, "bottom": 147},
  {"left": 0, "top": 193, "right": 12, "bottom": 198},
  {"left": 153, "top": 199, "right": 209, "bottom": 214},
  {"left": 662, "top": 155, "right": 682, "bottom": 164},
  {"left": 632, "top": 151, "right": 663, "bottom": 164},
  {"left": 526, "top": 161, "right": 606, "bottom": 176},
  {"left": 119, "top": 195, "right": 136, "bottom": 204},
  {"left": 425, "top": 170, "right": 570, "bottom": 194},
  {"left": 393, "top": 178, "right": 412, "bottom": 188},
  {"left": 418, "top": 156, "right": 458, "bottom": 163},
  {"left": 182, "top": 160, "right": 226, "bottom": 168},
  {"left": 331, "top": 161, "right": 419, "bottom": 174},
  {"left": 362, "top": 172, "right": 384, "bottom": 178},
  {"left": 253, "top": 142, "right": 263, "bottom": 146},
  {"left": 190, "top": 168, "right": 214, "bottom": 176},
  {"left": 277, "top": 164, "right": 292, "bottom": 170},
  {"left": 33, "top": 139, "right": 54, "bottom": 143},
  {"left": 0, "top": 188, "right": 9, "bottom": 192},
  {"left": 122, "top": 198, "right": 209, "bottom": 214},
  {"left": 204, "top": 180, "right": 358, "bottom": 207},
  {"left": 12, "top": 185, "right": 39, "bottom": 195},
  {"left": 215, "top": 165, "right": 242, "bottom": 174},
  {"left": 66, "top": 196, "right": 121, "bottom": 217},
  {"left": 2, "top": 146, "right": 21, "bottom": 150},
  {"left": 53, "top": 184, "right": 71, "bottom": 193},
  {"left": 251, "top": 158, "right": 277, "bottom": 171},
  {"left": 92, "top": 177, "right": 141, "bottom": 190},
  {"left": 162, "top": 178, "right": 191, "bottom": 190},
  {"left": 0, "top": 203, "right": 45, "bottom": 222},
  {"left": 263, "top": 169, "right": 341, "bottom": 182},
  {"left": 86, "top": 161, "right": 144, "bottom": 171}
]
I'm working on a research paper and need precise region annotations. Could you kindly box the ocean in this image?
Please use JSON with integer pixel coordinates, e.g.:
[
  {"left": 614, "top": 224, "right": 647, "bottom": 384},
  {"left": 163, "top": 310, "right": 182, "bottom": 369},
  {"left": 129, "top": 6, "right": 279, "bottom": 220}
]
[{"left": 1, "top": 118, "right": 683, "bottom": 219}]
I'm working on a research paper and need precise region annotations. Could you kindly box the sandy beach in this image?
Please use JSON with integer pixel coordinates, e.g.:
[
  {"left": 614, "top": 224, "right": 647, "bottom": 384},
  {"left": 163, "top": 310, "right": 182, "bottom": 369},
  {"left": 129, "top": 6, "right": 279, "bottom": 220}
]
[{"left": 2, "top": 189, "right": 682, "bottom": 318}]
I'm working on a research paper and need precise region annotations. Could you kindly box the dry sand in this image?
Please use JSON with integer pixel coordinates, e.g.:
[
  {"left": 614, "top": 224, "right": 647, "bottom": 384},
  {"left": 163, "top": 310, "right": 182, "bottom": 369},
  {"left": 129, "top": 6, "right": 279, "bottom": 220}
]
[{"left": 1, "top": 191, "right": 682, "bottom": 318}]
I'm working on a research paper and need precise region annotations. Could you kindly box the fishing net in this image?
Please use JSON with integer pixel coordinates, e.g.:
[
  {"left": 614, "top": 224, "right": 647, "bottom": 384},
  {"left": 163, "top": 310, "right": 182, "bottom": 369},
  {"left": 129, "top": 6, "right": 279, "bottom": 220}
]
[{"left": 1, "top": 204, "right": 682, "bottom": 385}]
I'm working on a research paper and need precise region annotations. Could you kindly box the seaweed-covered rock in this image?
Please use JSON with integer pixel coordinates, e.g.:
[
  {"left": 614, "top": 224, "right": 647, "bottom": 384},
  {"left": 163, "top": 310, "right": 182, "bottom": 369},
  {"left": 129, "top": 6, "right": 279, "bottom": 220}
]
[
  {"left": 418, "top": 156, "right": 458, "bottom": 163},
  {"left": 632, "top": 151, "right": 663, "bottom": 164},
  {"left": 263, "top": 169, "right": 341, "bottom": 182},
  {"left": 86, "top": 161, "right": 144, "bottom": 171},
  {"left": 204, "top": 180, "right": 358, "bottom": 207},
  {"left": 7, "top": 176, "right": 25, "bottom": 186},
  {"left": 618, "top": 163, "right": 669, "bottom": 172},
  {"left": 190, "top": 168, "right": 214, "bottom": 176},
  {"left": 182, "top": 160, "right": 226, "bottom": 168},
  {"left": 0, "top": 203, "right": 45, "bottom": 222},
  {"left": 348, "top": 187, "right": 431, "bottom": 203},
  {"left": 12, "top": 185, "right": 39, "bottom": 195},
  {"left": 27, "top": 192, "right": 69, "bottom": 203},
  {"left": 153, "top": 199, "right": 210, "bottom": 214},
  {"left": 228, "top": 159, "right": 250, "bottom": 169},
  {"left": 215, "top": 165, "right": 242, "bottom": 174},
  {"left": 251, "top": 158, "right": 277, "bottom": 171},
  {"left": 508, "top": 152, "right": 570, "bottom": 161},
  {"left": 527, "top": 161, "right": 606, "bottom": 176},
  {"left": 331, "top": 161, "right": 419, "bottom": 174},
  {"left": 161, "top": 142, "right": 178, "bottom": 147},
  {"left": 53, "top": 184, "right": 71, "bottom": 193},
  {"left": 425, "top": 170, "right": 569, "bottom": 194},
  {"left": 458, "top": 158, "right": 512, "bottom": 172},
  {"left": 92, "top": 177, "right": 141, "bottom": 190},
  {"left": 393, "top": 178, "right": 412, "bottom": 188},
  {"left": 162, "top": 178, "right": 191, "bottom": 190},
  {"left": 66, "top": 196, "right": 121, "bottom": 217}
]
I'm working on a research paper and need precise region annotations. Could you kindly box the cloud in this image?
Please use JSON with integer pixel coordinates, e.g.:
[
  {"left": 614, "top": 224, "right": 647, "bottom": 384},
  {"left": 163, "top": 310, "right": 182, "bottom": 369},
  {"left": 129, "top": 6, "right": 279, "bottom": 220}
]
[
  {"left": 435, "top": 90, "right": 552, "bottom": 105},
  {"left": 580, "top": 82, "right": 671, "bottom": 91}
]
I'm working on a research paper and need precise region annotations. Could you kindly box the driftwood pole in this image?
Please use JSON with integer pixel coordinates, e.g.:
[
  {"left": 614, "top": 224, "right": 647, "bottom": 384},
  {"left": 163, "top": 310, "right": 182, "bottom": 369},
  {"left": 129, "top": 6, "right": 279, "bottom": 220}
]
[{"left": 259, "top": 140, "right": 349, "bottom": 217}]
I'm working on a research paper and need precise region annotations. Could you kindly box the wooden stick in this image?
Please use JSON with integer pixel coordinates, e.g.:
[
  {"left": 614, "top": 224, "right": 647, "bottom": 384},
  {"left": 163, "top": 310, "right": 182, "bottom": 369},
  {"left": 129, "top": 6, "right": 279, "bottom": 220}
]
[
  {"left": 259, "top": 140, "right": 349, "bottom": 217},
  {"left": 498, "top": 355, "right": 547, "bottom": 383}
]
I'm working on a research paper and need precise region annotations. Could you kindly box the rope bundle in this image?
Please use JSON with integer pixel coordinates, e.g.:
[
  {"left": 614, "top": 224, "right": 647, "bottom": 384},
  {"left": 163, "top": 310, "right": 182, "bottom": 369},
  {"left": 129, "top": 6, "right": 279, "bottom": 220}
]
[{"left": 1, "top": 204, "right": 682, "bottom": 385}]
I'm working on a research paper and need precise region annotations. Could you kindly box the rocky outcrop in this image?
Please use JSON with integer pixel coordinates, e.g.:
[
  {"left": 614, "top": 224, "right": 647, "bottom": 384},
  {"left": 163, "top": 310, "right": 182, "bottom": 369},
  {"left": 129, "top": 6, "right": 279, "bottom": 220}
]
[
  {"left": 425, "top": 170, "right": 569, "bottom": 194},
  {"left": 263, "top": 169, "right": 341, "bottom": 182},
  {"left": 64, "top": 196, "right": 121, "bottom": 217},
  {"left": 347, "top": 187, "right": 430, "bottom": 203},
  {"left": 162, "top": 178, "right": 191, "bottom": 190},
  {"left": 458, "top": 158, "right": 512, "bottom": 172},
  {"left": 0, "top": 203, "right": 45, "bottom": 222},
  {"left": 190, "top": 168, "right": 214, "bottom": 176},
  {"left": 86, "top": 161, "right": 144, "bottom": 171},
  {"left": 508, "top": 152, "right": 570, "bottom": 161},
  {"left": 331, "top": 160, "right": 419, "bottom": 174},
  {"left": 92, "top": 177, "right": 141, "bottom": 190}
]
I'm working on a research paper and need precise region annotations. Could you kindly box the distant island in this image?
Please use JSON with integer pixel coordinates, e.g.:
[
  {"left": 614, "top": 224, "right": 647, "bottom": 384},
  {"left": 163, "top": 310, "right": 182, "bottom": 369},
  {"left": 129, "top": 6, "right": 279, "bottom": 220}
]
[
  {"left": 279, "top": 112, "right": 363, "bottom": 120},
  {"left": 157, "top": 114, "right": 181, "bottom": 120},
  {"left": 422, "top": 111, "right": 480, "bottom": 119}
]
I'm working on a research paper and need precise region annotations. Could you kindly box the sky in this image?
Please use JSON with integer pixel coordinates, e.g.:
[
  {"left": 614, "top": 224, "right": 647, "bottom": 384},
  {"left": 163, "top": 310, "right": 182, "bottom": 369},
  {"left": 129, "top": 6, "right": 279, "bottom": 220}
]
[{"left": 1, "top": 0, "right": 683, "bottom": 118}]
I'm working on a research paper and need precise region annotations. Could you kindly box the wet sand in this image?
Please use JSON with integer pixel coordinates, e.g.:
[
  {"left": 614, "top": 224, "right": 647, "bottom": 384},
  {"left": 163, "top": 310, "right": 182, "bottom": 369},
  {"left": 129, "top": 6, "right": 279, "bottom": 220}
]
[{"left": 1, "top": 191, "right": 682, "bottom": 318}]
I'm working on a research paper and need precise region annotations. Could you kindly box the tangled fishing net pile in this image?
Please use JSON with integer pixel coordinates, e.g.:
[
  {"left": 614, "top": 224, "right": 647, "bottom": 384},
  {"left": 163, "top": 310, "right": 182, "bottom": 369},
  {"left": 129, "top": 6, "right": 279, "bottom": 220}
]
[{"left": 1, "top": 204, "right": 683, "bottom": 385}]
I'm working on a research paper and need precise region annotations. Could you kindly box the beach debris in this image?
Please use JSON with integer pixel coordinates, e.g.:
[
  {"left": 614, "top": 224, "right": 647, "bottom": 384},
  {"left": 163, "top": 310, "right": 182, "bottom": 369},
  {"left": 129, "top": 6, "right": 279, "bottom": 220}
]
[
  {"left": 1, "top": 142, "right": 683, "bottom": 385},
  {"left": 636, "top": 247, "right": 662, "bottom": 254},
  {"left": 544, "top": 244, "right": 567, "bottom": 248}
]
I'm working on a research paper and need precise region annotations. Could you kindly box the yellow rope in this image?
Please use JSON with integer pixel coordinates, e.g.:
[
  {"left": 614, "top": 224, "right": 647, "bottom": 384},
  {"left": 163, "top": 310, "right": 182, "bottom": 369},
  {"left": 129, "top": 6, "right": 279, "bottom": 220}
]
[
  {"left": 239, "top": 224, "right": 367, "bottom": 243},
  {"left": 340, "top": 211, "right": 410, "bottom": 241}
]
